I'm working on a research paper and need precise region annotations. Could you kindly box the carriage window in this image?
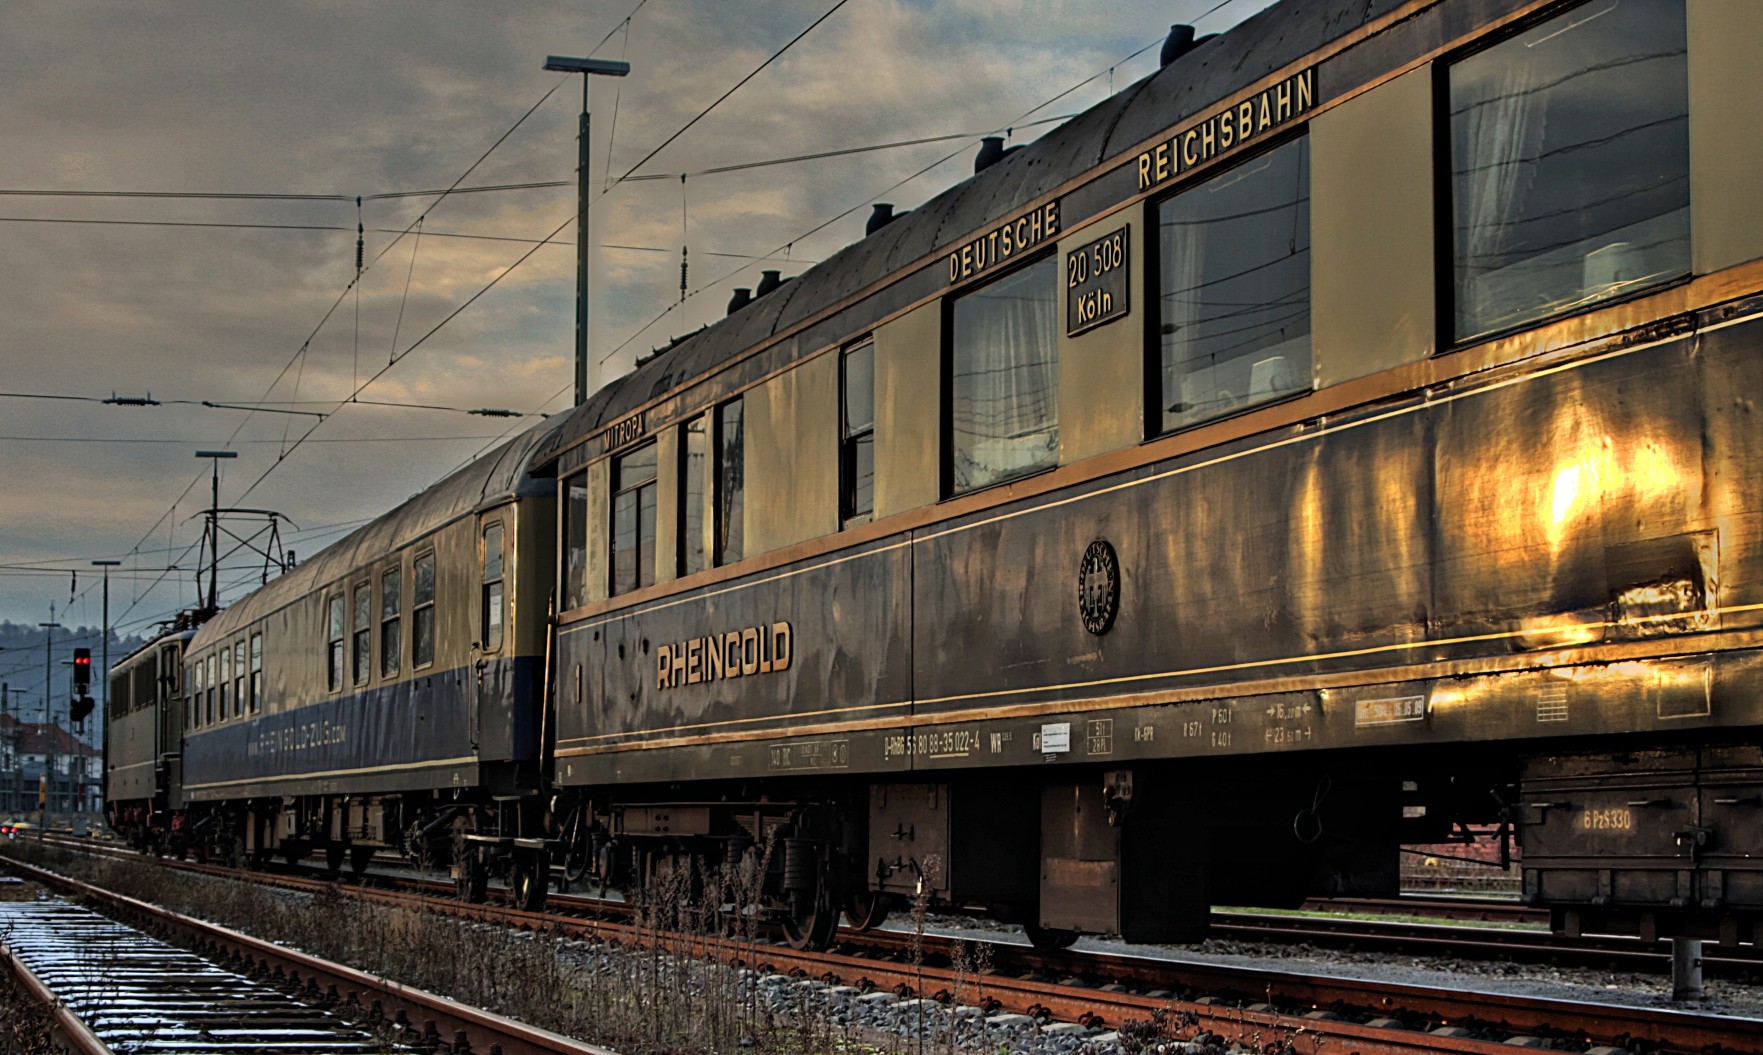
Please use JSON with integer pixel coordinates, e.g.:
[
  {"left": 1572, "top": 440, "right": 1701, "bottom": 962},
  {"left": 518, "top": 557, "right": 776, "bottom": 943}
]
[
  {"left": 1450, "top": 0, "right": 1688, "bottom": 342},
  {"left": 841, "top": 341, "right": 875, "bottom": 524},
  {"left": 249, "top": 632, "right": 262, "bottom": 713},
  {"left": 1158, "top": 135, "right": 1310, "bottom": 433},
  {"left": 232, "top": 640, "right": 245, "bottom": 719},
  {"left": 206, "top": 653, "right": 217, "bottom": 726},
  {"left": 717, "top": 398, "right": 745, "bottom": 564},
  {"left": 187, "top": 661, "right": 200, "bottom": 729},
  {"left": 327, "top": 593, "right": 345, "bottom": 692},
  {"left": 352, "top": 582, "right": 372, "bottom": 685},
  {"left": 413, "top": 552, "right": 436, "bottom": 668},
  {"left": 681, "top": 417, "right": 708, "bottom": 575},
  {"left": 563, "top": 473, "right": 589, "bottom": 610},
  {"left": 482, "top": 522, "right": 505, "bottom": 652},
  {"left": 381, "top": 566, "right": 402, "bottom": 677},
  {"left": 950, "top": 255, "right": 1059, "bottom": 493},
  {"left": 612, "top": 444, "right": 658, "bottom": 595},
  {"left": 219, "top": 643, "right": 231, "bottom": 720}
]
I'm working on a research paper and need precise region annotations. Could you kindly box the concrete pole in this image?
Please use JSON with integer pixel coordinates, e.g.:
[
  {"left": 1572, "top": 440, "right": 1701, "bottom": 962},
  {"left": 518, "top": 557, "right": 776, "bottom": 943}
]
[
  {"left": 574, "top": 97, "right": 592, "bottom": 405},
  {"left": 39, "top": 614, "right": 60, "bottom": 829}
]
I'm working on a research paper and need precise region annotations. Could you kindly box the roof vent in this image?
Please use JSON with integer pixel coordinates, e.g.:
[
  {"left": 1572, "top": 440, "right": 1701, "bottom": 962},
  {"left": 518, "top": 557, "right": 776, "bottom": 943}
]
[
  {"left": 975, "top": 136, "right": 1005, "bottom": 173},
  {"left": 1160, "top": 24, "right": 1196, "bottom": 67},
  {"left": 866, "top": 203, "right": 896, "bottom": 235},
  {"left": 756, "top": 270, "right": 783, "bottom": 297},
  {"left": 727, "top": 287, "right": 752, "bottom": 314},
  {"left": 974, "top": 135, "right": 1023, "bottom": 174}
]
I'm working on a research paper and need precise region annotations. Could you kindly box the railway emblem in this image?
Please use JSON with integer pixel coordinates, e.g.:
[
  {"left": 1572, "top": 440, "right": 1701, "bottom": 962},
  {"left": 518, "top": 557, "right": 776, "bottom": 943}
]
[{"left": 1077, "top": 539, "right": 1119, "bottom": 635}]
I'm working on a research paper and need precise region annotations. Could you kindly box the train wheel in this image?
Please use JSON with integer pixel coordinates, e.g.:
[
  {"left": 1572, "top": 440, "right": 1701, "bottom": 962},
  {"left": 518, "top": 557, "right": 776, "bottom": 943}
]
[
  {"left": 843, "top": 889, "right": 891, "bottom": 931},
  {"left": 325, "top": 843, "right": 345, "bottom": 873},
  {"left": 511, "top": 850, "right": 549, "bottom": 913},
  {"left": 1023, "top": 923, "right": 1079, "bottom": 951},
  {"left": 349, "top": 845, "right": 375, "bottom": 875},
  {"left": 780, "top": 894, "right": 839, "bottom": 950}
]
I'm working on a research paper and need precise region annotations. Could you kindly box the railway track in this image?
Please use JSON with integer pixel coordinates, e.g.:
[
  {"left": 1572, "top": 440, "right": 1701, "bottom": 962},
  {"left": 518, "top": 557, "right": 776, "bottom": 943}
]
[
  {"left": 1, "top": 896, "right": 390, "bottom": 1054},
  {"left": 0, "top": 856, "right": 618, "bottom": 1055},
  {"left": 10, "top": 838, "right": 1763, "bottom": 1054},
  {"left": 36, "top": 834, "right": 1751, "bottom": 981}
]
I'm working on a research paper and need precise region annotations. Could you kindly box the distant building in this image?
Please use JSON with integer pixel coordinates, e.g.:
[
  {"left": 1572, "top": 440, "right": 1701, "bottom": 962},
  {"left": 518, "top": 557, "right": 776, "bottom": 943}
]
[{"left": 0, "top": 712, "right": 102, "bottom": 816}]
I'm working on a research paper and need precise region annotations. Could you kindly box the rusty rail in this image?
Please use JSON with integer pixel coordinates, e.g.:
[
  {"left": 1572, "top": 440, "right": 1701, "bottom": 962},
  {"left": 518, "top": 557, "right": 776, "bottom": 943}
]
[{"left": 1, "top": 937, "right": 111, "bottom": 1055}]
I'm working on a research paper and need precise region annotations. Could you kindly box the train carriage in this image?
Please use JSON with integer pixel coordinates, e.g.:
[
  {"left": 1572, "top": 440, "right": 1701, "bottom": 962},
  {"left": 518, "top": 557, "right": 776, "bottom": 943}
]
[{"left": 531, "top": 0, "right": 1763, "bottom": 947}]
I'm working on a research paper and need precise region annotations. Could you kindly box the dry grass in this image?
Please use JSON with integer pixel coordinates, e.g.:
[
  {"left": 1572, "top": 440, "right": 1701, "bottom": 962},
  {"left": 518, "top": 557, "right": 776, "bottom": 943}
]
[{"left": 0, "top": 964, "right": 57, "bottom": 1055}]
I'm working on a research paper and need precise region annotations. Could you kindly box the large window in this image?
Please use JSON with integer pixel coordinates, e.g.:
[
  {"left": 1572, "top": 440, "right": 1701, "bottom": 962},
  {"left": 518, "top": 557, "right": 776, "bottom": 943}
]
[
  {"left": 482, "top": 522, "right": 505, "bottom": 652},
  {"left": 612, "top": 444, "right": 658, "bottom": 595},
  {"left": 327, "top": 594, "right": 345, "bottom": 692},
  {"left": 413, "top": 552, "right": 436, "bottom": 668},
  {"left": 381, "top": 566, "right": 401, "bottom": 678},
  {"left": 205, "top": 653, "right": 217, "bottom": 726},
  {"left": 841, "top": 341, "right": 875, "bottom": 523},
  {"left": 681, "top": 417, "right": 708, "bottom": 576},
  {"left": 563, "top": 473, "right": 589, "bottom": 610},
  {"left": 232, "top": 640, "right": 245, "bottom": 719},
  {"left": 949, "top": 255, "right": 1058, "bottom": 493},
  {"left": 716, "top": 399, "right": 745, "bottom": 564},
  {"left": 1450, "top": 0, "right": 1688, "bottom": 342},
  {"left": 249, "top": 632, "right": 262, "bottom": 713},
  {"left": 188, "top": 660, "right": 201, "bottom": 730},
  {"left": 1157, "top": 135, "right": 1310, "bottom": 433}
]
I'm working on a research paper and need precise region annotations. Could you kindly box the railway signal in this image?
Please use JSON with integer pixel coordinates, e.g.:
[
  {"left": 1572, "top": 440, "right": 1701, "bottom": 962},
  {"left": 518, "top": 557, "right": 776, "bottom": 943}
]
[
  {"left": 71, "top": 648, "right": 95, "bottom": 725},
  {"left": 72, "top": 648, "right": 91, "bottom": 694}
]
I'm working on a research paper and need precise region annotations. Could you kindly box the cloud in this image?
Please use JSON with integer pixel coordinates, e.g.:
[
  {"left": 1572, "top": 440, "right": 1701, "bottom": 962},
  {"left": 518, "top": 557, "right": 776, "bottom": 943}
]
[{"left": 0, "top": 0, "right": 1267, "bottom": 629}]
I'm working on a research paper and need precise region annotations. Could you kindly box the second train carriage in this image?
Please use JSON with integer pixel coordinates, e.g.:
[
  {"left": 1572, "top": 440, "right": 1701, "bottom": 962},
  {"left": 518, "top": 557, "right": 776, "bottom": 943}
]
[{"left": 169, "top": 421, "right": 559, "bottom": 899}]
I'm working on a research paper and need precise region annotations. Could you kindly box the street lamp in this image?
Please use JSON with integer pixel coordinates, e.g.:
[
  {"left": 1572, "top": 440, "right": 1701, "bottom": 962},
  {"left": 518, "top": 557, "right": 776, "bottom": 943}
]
[
  {"left": 194, "top": 450, "right": 238, "bottom": 612},
  {"left": 542, "top": 54, "right": 631, "bottom": 405}
]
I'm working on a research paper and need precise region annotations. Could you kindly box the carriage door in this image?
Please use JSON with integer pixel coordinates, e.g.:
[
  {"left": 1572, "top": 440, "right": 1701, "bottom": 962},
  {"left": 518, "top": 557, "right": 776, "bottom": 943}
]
[{"left": 475, "top": 517, "right": 507, "bottom": 756}]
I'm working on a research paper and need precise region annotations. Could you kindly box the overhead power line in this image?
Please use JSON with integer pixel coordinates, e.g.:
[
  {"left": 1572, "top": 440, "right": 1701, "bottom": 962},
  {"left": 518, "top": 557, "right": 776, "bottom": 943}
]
[{"left": 613, "top": 0, "right": 857, "bottom": 183}]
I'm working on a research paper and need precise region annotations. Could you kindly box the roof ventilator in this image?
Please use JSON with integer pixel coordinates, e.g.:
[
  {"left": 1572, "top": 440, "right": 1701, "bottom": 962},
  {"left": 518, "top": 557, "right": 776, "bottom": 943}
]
[
  {"left": 867, "top": 202, "right": 905, "bottom": 235},
  {"left": 974, "top": 135, "right": 1023, "bottom": 173},
  {"left": 728, "top": 288, "right": 752, "bottom": 314},
  {"left": 1160, "top": 24, "right": 1213, "bottom": 68},
  {"left": 756, "top": 270, "right": 783, "bottom": 297}
]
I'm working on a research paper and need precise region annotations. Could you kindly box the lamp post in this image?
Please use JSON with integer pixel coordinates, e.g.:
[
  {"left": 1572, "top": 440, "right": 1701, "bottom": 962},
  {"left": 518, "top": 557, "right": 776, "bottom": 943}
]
[
  {"left": 542, "top": 54, "right": 631, "bottom": 405},
  {"left": 194, "top": 450, "right": 238, "bottom": 612}
]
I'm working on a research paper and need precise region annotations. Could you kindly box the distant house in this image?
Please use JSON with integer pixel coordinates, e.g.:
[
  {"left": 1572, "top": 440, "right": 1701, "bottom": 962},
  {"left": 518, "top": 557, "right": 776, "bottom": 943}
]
[{"left": 0, "top": 712, "right": 102, "bottom": 815}]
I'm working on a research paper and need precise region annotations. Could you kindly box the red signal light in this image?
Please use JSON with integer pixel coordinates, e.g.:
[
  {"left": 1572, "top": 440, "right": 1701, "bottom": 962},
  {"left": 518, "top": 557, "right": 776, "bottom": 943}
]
[{"left": 73, "top": 647, "right": 92, "bottom": 695}]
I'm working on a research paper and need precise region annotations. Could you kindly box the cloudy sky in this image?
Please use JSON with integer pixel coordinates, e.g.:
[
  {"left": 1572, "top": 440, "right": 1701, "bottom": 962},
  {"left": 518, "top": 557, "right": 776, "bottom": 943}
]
[{"left": 0, "top": 0, "right": 1265, "bottom": 653}]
